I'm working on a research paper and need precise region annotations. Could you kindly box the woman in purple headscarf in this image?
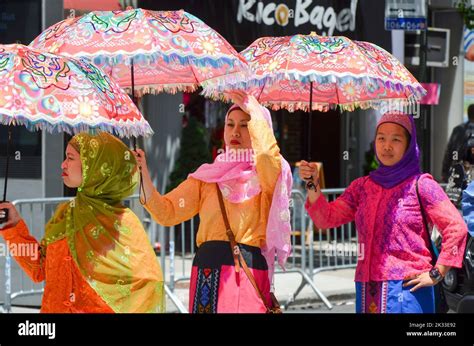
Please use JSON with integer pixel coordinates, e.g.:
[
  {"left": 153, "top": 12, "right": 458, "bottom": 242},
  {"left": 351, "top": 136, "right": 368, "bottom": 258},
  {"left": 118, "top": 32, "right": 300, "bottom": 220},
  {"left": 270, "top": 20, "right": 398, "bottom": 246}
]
[
  {"left": 133, "top": 91, "right": 292, "bottom": 313},
  {"left": 300, "top": 112, "right": 467, "bottom": 313}
]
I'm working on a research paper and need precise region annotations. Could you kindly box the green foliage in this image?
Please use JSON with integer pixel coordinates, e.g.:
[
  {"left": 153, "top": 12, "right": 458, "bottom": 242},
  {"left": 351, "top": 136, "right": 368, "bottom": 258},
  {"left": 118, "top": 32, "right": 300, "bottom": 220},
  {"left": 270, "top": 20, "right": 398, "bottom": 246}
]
[
  {"left": 457, "top": 0, "right": 474, "bottom": 29},
  {"left": 363, "top": 141, "right": 379, "bottom": 175},
  {"left": 166, "top": 116, "right": 212, "bottom": 192}
]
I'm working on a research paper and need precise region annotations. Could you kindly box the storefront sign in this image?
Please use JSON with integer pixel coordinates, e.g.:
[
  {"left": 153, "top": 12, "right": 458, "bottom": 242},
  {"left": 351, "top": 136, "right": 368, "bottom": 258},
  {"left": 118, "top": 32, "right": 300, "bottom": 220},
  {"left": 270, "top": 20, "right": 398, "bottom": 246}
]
[{"left": 236, "top": 0, "right": 357, "bottom": 36}]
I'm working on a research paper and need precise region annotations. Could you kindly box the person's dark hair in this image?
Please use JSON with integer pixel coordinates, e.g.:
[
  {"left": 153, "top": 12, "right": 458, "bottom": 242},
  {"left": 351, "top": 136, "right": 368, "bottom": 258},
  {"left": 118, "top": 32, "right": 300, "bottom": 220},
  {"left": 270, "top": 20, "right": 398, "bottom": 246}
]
[
  {"left": 468, "top": 104, "right": 474, "bottom": 122},
  {"left": 463, "top": 134, "right": 474, "bottom": 164}
]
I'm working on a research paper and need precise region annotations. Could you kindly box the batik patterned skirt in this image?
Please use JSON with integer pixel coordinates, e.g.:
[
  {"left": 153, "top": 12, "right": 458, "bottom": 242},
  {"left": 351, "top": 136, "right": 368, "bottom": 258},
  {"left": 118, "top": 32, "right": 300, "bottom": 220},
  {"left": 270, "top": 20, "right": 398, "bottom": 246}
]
[
  {"left": 356, "top": 280, "right": 435, "bottom": 313},
  {"left": 189, "top": 241, "right": 272, "bottom": 313}
]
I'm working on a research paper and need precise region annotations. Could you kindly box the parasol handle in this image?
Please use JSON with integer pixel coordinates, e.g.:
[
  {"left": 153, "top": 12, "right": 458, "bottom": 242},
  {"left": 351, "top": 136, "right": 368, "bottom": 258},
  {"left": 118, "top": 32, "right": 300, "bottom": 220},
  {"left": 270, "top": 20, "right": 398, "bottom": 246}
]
[
  {"left": 306, "top": 81, "right": 316, "bottom": 190},
  {"left": 131, "top": 57, "right": 138, "bottom": 151},
  {"left": 307, "top": 81, "right": 313, "bottom": 161},
  {"left": 2, "top": 125, "right": 12, "bottom": 202},
  {"left": 130, "top": 57, "right": 147, "bottom": 203},
  {"left": 0, "top": 125, "right": 12, "bottom": 223},
  {"left": 257, "top": 79, "right": 267, "bottom": 102}
]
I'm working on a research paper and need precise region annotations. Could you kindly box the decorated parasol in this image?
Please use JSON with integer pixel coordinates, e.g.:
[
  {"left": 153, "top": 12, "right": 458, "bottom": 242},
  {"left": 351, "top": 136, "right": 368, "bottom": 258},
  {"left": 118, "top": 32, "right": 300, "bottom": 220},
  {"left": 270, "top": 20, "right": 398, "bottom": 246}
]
[
  {"left": 30, "top": 8, "right": 248, "bottom": 97},
  {"left": 204, "top": 33, "right": 426, "bottom": 111},
  {"left": 0, "top": 44, "right": 152, "bottom": 222},
  {"left": 203, "top": 32, "right": 426, "bottom": 163}
]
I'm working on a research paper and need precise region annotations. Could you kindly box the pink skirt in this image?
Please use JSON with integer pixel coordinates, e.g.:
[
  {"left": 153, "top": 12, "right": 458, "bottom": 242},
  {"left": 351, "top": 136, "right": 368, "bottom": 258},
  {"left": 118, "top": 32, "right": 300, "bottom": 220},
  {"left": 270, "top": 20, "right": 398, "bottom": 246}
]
[{"left": 189, "top": 241, "right": 271, "bottom": 313}]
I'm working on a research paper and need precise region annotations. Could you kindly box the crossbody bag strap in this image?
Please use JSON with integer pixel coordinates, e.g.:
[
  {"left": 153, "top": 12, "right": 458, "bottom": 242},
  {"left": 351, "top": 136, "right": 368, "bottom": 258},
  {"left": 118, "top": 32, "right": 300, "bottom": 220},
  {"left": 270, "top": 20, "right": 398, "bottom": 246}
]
[
  {"left": 215, "top": 184, "right": 271, "bottom": 312},
  {"left": 215, "top": 184, "right": 241, "bottom": 273}
]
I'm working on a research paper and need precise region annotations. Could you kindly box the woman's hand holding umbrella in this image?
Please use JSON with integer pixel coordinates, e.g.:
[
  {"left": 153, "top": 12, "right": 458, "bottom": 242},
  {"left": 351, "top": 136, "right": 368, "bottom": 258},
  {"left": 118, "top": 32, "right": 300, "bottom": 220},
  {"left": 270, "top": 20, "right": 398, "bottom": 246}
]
[
  {"left": 299, "top": 160, "right": 321, "bottom": 204},
  {"left": 0, "top": 202, "right": 21, "bottom": 230},
  {"left": 132, "top": 149, "right": 155, "bottom": 205}
]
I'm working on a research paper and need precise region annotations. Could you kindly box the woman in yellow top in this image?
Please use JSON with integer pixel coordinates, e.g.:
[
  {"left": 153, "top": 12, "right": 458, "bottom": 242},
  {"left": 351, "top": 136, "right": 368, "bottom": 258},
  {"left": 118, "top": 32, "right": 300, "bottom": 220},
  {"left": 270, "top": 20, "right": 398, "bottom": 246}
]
[
  {"left": 0, "top": 132, "right": 164, "bottom": 313},
  {"left": 134, "top": 91, "right": 292, "bottom": 313}
]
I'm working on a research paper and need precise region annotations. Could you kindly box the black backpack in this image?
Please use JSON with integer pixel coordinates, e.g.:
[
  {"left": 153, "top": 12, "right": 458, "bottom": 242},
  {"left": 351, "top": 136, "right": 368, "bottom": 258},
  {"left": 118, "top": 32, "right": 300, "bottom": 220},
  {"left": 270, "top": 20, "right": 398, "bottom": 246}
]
[
  {"left": 446, "top": 163, "right": 468, "bottom": 208},
  {"left": 446, "top": 124, "right": 474, "bottom": 207}
]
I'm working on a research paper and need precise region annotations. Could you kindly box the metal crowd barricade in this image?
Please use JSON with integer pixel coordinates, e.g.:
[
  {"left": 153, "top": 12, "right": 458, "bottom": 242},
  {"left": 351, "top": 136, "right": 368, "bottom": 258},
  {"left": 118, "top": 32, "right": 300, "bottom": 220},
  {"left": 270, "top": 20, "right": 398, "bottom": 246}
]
[
  {"left": 279, "top": 188, "right": 359, "bottom": 310},
  {"left": 0, "top": 195, "right": 186, "bottom": 313},
  {"left": 168, "top": 217, "right": 197, "bottom": 291},
  {"left": 274, "top": 189, "right": 333, "bottom": 310}
]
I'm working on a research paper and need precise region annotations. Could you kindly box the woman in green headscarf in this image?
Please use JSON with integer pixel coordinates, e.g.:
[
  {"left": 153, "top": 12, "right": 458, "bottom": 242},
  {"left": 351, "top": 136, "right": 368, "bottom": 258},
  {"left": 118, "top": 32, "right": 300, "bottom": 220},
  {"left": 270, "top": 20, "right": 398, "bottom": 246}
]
[{"left": 0, "top": 132, "right": 164, "bottom": 313}]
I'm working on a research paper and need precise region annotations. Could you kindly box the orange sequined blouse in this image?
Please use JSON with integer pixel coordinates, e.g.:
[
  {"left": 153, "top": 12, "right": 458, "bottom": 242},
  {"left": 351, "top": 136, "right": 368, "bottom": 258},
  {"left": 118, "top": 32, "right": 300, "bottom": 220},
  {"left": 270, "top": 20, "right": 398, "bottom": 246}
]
[{"left": 1, "top": 220, "right": 113, "bottom": 313}]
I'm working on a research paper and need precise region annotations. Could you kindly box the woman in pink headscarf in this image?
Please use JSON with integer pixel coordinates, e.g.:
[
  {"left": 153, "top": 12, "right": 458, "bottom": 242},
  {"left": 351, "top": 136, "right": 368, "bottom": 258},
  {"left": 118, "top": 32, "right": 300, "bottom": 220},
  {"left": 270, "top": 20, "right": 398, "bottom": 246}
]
[{"left": 133, "top": 91, "right": 292, "bottom": 313}]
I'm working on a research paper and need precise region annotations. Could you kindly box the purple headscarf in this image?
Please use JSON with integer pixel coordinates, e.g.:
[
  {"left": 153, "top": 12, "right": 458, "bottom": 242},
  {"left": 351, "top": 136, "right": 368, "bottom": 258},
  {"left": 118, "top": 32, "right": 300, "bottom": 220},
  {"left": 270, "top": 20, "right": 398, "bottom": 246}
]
[{"left": 369, "top": 112, "right": 421, "bottom": 189}]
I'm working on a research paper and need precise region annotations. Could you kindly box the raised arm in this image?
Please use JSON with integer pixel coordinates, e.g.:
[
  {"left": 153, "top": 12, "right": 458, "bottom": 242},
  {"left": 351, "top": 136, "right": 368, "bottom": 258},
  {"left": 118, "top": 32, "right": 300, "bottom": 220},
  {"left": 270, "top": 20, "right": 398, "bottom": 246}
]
[
  {"left": 0, "top": 203, "right": 45, "bottom": 283},
  {"left": 248, "top": 105, "right": 281, "bottom": 194},
  {"left": 143, "top": 177, "right": 201, "bottom": 227},
  {"left": 133, "top": 149, "right": 200, "bottom": 226},
  {"left": 300, "top": 162, "right": 360, "bottom": 229},
  {"left": 304, "top": 180, "right": 360, "bottom": 229}
]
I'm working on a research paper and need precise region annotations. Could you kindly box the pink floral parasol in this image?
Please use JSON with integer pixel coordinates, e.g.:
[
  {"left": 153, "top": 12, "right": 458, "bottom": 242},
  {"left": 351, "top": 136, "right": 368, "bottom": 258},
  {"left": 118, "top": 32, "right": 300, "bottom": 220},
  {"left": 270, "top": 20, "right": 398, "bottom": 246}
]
[
  {"left": 0, "top": 44, "right": 152, "bottom": 137},
  {"left": 203, "top": 33, "right": 426, "bottom": 112},
  {"left": 30, "top": 8, "right": 248, "bottom": 97}
]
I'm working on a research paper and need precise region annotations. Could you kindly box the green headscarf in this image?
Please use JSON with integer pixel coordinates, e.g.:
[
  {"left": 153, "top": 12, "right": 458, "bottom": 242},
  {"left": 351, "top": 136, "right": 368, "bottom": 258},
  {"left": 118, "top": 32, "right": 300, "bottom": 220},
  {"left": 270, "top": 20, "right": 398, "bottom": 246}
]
[{"left": 42, "top": 132, "right": 164, "bottom": 313}]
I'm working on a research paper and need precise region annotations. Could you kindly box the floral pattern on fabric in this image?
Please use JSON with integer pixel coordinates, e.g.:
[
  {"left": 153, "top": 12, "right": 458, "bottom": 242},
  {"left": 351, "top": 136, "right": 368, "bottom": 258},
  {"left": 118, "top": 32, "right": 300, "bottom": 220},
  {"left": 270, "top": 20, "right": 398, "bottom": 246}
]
[
  {"left": 203, "top": 33, "right": 426, "bottom": 112},
  {"left": 30, "top": 9, "right": 248, "bottom": 96},
  {"left": 0, "top": 44, "right": 151, "bottom": 137}
]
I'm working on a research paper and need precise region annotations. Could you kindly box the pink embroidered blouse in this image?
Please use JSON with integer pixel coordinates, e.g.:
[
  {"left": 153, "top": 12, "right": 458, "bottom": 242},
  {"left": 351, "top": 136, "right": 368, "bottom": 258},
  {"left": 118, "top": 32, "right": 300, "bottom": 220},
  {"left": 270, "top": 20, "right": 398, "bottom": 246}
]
[{"left": 305, "top": 174, "right": 467, "bottom": 282}]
